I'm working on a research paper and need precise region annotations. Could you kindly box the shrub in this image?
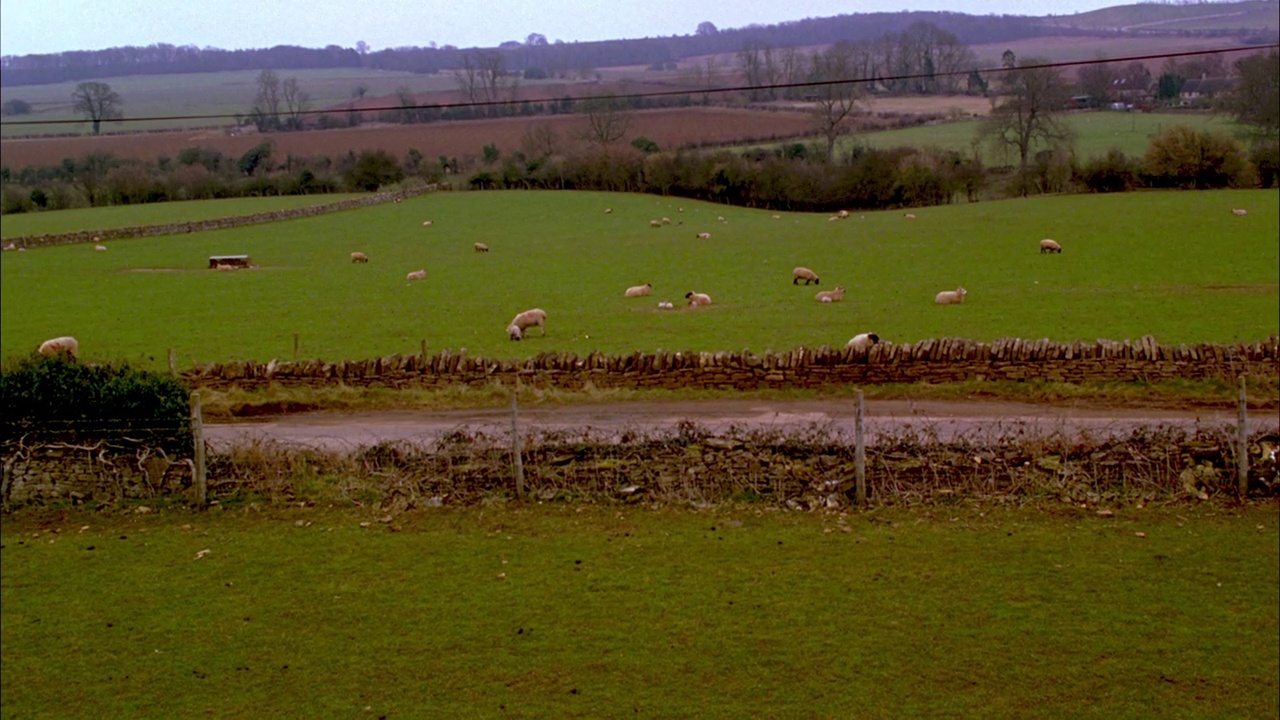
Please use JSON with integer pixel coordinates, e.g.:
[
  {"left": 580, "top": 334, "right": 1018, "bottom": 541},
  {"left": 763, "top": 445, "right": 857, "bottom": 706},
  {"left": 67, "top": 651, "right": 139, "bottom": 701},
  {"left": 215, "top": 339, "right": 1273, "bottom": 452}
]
[
  {"left": 1144, "top": 125, "right": 1254, "bottom": 189},
  {"left": 1249, "top": 139, "right": 1279, "bottom": 189},
  {"left": 1079, "top": 147, "right": 1141, "bottom": 193},
  {"left": 0, "top": 355, "right": 191, "bottom": 455}
]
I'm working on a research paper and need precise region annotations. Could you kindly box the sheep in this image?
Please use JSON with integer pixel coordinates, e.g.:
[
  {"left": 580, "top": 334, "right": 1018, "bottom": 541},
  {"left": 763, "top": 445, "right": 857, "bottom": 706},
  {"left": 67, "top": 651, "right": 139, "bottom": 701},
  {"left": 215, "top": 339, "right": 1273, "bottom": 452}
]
[
  {"left": 422, "top": 220, "right": 433, "bottom": 227},
  {"left": 846, "top": 332, "right": 881, "bottom": 352},
  {"left": 771, "top": 214, "right": 781, "bottom": 220},
  {"left": 837, "top": 210, "right": 850, "bottom": 219},
  {"left": 685, "top": 291, "right": 712, "bottom": 306},
  {"left": 2, "top": 242, "right": 15, "bottom": 251},
  {"left": 474, "top": 242, "right": 489, "bottom": 252},
  {"left": 351, "top": 251, "right": 370, "bottom": 263},
  {"left": 657, "top": 301, "right": 674, "bottom": 309},
  {"left": 661, "top": 217, "right": 672, "bottom": 225},
  {"left": 828, "top": 216, "right": 841, "bottom": 222},
  {"left": 406, "top": 269, "right": 427, "bottom": 281},
  {"left": 507, "top": 308, "right": 547, "bottom": 340},
  {"left": 650, "top": 219, "right": 662, "bottom": 228},
  {"left": 792, "top": 267, "right": 820, "bottom": 285},
  {"left": 903, "top": 213, "right": 917, "bottom": 219},
  {"left": 1231, "top": 208, "right": 1247, "bottom": 216},
  {"left": 934, "top": 287, "right": 968, "bottom": 305},
  {"left": 815, "top": 286, "right": 845, "bottom": 303},
  {"left": 717, "top": 215, "right": 726, "bottom": 222},
  {"left": 696, "top": 232, "right": 712, "bottom": 239},
  {"left": 38, "top": 336, "right": 79, "bottom": 359},
  {"left": 94, "top": 244, "right": 107, "bottom": 252},
  {"left": 624, "top": 283, "right": 652, "bottom": 298},
  {"left": 1039, "top": 238, "right": 1062, "bottom": 254},
  {"left": 604, "top": 208, "right": 613, "bottom": 214},
  {"left": 215, "top": 263, "right": 237, "bottom": 271}
]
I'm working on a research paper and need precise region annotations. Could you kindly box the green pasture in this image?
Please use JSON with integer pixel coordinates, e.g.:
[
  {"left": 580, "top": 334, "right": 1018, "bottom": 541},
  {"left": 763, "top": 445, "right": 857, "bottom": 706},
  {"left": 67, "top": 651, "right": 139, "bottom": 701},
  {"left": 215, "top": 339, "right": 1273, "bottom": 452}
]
[
  {"left": 1, "top": 189, "right": 1277, "bottom": 368},
  {"left": 0, "top": 194, "right": 365, "bottom": 238},
  {"left": 2, "top": 504, "right": 1276, "bottom": 718},
  {"left": 849, "top": 111, "right": 1242, "bottom": 165}
]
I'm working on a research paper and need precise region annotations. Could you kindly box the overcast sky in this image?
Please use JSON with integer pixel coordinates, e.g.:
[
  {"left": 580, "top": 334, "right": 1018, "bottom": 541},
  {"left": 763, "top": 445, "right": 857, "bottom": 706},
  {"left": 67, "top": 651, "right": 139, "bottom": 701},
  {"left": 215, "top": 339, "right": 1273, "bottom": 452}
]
[{"left": 1, "top": 0, "right": 1134, "bottom": 57}]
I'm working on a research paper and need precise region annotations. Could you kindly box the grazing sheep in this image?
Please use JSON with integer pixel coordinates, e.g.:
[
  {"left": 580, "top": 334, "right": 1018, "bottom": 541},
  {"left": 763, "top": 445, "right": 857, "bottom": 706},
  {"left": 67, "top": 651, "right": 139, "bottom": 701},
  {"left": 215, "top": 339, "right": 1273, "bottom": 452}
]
[
  {"left": 685, "top": 291, "right": 712, "bottom": 306},
  {"left": 771, "top": 214, "right": 781, "bottom": 220},
  {"left": 837, "top": 210, "right": 850, "bottom": 219},
  {"left": 661, "top": 217, "right": 672, "bottom": 225},
  {"left": 717, "top": 216, "right": 726, "bottom": 222},
  {"left": 792, "top": 267, "right": 820, "bottom": 285},
  {"left": 507, "top": 308, "right": 547, "bottom": 340},
  {"left": 903, "top": 213, "right": 916, "bottom": 219},
  {"left": 406, "top": 269, "right": 427, "bottom": 281},
  {"left": 1231, "top": 208, "right": 1247, "bottom": 216},
  {"left": 934, "top": 287, "right": 968, "bottom": 305},
  {"left": 828, "top": 216, "right": 841, "bottom": 222},
  {"left": 94, "top": 244, "right": 107, "bottom": 252},
  {"left": 650, "top": 219, "right": 662, "bottom": 228},
  {"left": 1039, "top": 238, "right": 1062, "bottom": 254},
  {"left": 474, "top": 242, "right": 489, "bottom": 252},
  {"left": 422, "top": 220, "right": 433, "bottom": 227},
  {"left": 38, "top": 336, "right": 79, "bottom": 359},
  {"left": 846, "top": 333, "right": 881, "bottom": 352},
  {"left": 815, "top": 286, "right": 845, "bottom": 303},
  {"left": 625, "top": 283, "right": 652, "bottom": 298},
  {"left": 696, "top": 232, "right": 712, "bottom": 239},
  {"left": 604, "top": 208, "right": 613, "bottom": 214},
  {"left": 351, "top": 251, "right": 370, "bottom": 263},
  {"left": 657, "top": 301, "right": 674, "bottom": 309}
]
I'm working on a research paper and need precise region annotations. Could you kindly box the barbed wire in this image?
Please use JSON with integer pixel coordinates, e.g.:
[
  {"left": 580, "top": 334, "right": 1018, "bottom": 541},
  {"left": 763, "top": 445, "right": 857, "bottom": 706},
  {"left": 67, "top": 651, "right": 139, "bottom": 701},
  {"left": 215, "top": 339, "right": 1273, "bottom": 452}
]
[{"left": 1, "top": 43, "right": 1274, "bottom": 128}]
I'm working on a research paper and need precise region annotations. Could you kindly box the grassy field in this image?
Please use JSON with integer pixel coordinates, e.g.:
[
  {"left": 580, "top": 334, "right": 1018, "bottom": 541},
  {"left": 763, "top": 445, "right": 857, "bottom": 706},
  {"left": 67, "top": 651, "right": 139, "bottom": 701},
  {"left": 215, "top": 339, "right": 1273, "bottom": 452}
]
[
  {"left": 849, "top": 111, "right": 1243, "bottom": 165},
  {"left": 2, "top": 503, "right": 1276, "bottom": 718},
  {"left": 1, "top": 189, "right": 1276, "bottom": 368},
  {"left": 0, "top": 194, "right": 366, "bottom": 238}
]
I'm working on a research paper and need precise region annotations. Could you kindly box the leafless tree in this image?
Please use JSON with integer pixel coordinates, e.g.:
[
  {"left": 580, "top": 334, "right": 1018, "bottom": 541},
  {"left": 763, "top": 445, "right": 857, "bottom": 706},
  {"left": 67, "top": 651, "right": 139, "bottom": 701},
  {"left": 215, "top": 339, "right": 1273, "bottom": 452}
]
[
  {"left": 71, "top": 82, "right": 122, "bottom": 135},
  {"left": 581, "top": 94, "right": 631, "bottom": 147},
  {"left": 250, "top": 69, "right": 282, "bottom": 131},
  {"left": 1077, "top": 55, "right": 1117, "bottom": 108},
  {"left": 979, "top": 57, "right": 1074, "bottom": 179},
  {"left": 808, "top": 42, "right": 868, "bottom": 160},
  {"left": 281, "top": 77, "right": 311, "bottom": 130}
]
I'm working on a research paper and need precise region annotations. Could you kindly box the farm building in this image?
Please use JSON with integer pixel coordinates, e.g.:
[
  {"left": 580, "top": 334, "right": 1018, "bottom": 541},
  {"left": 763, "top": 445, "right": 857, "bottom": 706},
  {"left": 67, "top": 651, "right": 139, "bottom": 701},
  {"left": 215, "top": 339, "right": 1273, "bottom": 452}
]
[{"left": 208, "top": 255, "right": 252, "bottom": 269}]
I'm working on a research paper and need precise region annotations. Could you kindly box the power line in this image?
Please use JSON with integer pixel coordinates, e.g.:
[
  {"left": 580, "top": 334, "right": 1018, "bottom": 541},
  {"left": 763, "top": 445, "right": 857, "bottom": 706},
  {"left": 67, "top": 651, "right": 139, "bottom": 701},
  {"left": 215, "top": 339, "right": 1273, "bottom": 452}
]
[{"left": 1, "top": 43, "right": 1275, "bottom": 128}]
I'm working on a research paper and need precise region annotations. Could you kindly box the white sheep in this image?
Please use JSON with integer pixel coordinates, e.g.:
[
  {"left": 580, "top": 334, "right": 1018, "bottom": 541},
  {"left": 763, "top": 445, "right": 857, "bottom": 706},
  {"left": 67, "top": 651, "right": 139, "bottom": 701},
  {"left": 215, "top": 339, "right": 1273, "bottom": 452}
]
[
  {"left": 351, "top": 251, "right": 370, "bottom": 263},
  {"left": 771, "top": 214, "right": 781, "bottom": 220},
  {"left": 2, "top": 242, "right": 15, "bottom": 251},
  {"left": 717, "top": 216, "right": 726, "bottom": 222},
  {"left": 94, "top": 244, "right": 107, "bottom": 252},
  {"left": 837, "top": 209, "right": 850, "bottom": 219},
  {"left": 624, "top": 283, "right": 652, "bottom": 298},
  {"left": 935, "top": 287, "right": 968, "bottom": 304},
  {"left": 903, "top": 212, "right": 917, "bottom": 219},
  {"left": 1231, "top": 208, "right": 1247, "bottom": 216},
  {"left": 650, "top": 219, "right": 662, "bottom": 228},
  {"left": 846, "top": 332, "right": 881, "bottom": 352},
  {"left": 815, "top": 286, "right": 845, "bottom": 303},
  {"left": 474, "top": 242, "right": 489, "bottom": 252},
  {"left": 604, "top": 208, "right": 613, "bottom": 214},
  {"left": 685, "top": 291, "right": 712, "bottom": 306},
  {"left": 1039, "top": 239, "right": 1062, "bottom": 254},
  {"left": 406, "top": 269, "right": 427, "bottom": 281},
  {"left": 657, "top": 301, "right": 674, "bottom": 309},
  {"left": 38, "top": 336, "right": 79, "bottom": 359},
  {"left": 792, "top": 267, "right": 820, "bottom": 285},
  {"left": 661, "top": 217, "right": 672, "bottom": 225},
  {"left": 422, "top": 220, "right": 433, "bottom": 227},
  {"left": 828, "top": 216, "right": 841, "bottom": 222},
  {"left": 696, "top": 232, "right": 712, "bottom": 240},
  {"left": 507, "top": 308, "right": 547, "bottom": 340}
]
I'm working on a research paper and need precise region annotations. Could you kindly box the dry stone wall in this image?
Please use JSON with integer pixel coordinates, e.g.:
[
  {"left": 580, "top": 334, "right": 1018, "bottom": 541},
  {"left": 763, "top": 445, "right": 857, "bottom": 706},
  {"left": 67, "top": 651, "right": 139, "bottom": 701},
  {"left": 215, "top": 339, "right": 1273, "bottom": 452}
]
[
  {"left": 3, "top": 442, "right": 193, "bottom": 507},
  {"left": 182, "top": 336, "right": 1280, "bottom": 392}
]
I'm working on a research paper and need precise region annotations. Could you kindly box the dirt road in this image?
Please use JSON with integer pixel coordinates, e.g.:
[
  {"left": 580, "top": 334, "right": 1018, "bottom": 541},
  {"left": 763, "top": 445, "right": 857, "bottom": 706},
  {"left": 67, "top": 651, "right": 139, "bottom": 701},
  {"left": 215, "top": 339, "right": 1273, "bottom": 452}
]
[{"left": 205, "top": 398, "right": 1276, "bottom": 451}]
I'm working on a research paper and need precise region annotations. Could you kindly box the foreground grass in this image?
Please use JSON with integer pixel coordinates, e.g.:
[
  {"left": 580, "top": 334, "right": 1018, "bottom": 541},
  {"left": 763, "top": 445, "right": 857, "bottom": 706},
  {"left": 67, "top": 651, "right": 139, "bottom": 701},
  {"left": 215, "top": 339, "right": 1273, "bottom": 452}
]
[
  {"left": 2, "top": 503, "right": 1276, "bottom": 718},
  {"left": 2, "top": 189, "right": 1277, "bottom": 369}
]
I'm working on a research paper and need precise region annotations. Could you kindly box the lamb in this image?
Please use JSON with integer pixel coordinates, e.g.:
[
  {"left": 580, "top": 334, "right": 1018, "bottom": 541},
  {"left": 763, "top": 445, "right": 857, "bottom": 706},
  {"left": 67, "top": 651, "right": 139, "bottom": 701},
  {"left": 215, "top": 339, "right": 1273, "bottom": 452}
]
[
  {"left": 696, "top": 232, "right": 712, "bottom": 239},
  {"left": 792, "top": 267, "right": 820, "bottom": 285},
  {"left": 934, "top": 287, "right": 968, "bottom": 305},
  {"left": 1039, "top": 238, "right": 1062, "bottom": 254},
  {"left": 406, "top": 269, "right": 427, "bottom": 281},
  {"left": 685, "top": 291, "right": 712, "bottom": 306},
  {"left": 657, "top": 301, "right": 675, "bottom": 309},
  {"left": 846, "top": 332, "right": 881, "bottom": 352},
  {"left": 815, "top": 286, "right": 845, "bottom": 303},
  {"left": 38, "top": 336, "right": 79, "bottom": 359},
  {"left": 1231, "top": 208, "right": 1247, "bottom": 216},
  {"left": 350, "top": 251, "right": 370, "bottom": 263},
  {"left": 507, "top": 308, "right": 547, "bottom": 340},
  {"left": 624, "top": 283, "right": 652, "bottom": 298},
  {"left": 474, "top": 242, "right": 489, "bottom": 252}
]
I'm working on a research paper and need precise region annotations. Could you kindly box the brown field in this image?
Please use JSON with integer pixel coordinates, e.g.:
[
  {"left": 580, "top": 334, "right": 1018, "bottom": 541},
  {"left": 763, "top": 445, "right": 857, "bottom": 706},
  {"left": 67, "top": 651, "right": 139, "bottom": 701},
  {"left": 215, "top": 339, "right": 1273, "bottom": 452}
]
[
  {"left": 969, "top": 35, "right": 1268, "bottom": 75},
  {"left": 0, "top": 106, "right": 815, "bottom": 170}
]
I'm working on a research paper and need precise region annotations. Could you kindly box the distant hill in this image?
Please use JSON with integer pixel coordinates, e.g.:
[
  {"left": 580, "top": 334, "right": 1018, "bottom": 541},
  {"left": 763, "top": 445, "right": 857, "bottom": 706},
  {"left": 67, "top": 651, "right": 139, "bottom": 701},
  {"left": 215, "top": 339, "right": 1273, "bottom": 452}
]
[{"left": 1, "top": 1, "right": 1275, "bottom": 87}]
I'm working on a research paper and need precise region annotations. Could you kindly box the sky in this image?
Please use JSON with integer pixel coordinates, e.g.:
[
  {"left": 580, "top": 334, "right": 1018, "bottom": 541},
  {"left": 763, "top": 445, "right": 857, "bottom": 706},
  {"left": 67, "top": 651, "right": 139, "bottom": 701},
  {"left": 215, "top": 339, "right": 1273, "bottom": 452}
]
[{"left": 0, "top": 0, "right": 1137, "bottom": 57}]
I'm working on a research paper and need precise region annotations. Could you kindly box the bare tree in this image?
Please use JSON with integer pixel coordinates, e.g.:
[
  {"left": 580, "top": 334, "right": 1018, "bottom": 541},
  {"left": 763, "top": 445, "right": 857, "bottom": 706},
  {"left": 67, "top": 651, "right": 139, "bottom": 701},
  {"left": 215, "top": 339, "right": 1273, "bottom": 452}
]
[
  {"left": 979, "top": 57, "right": 1074, "bottom": 180},
  {"left": 281, "top": 77, "right": 311, "bottom": 130},
  {"left": 581, "top": 94, "right": 631, "bottom": 147},
  {"left": 521, "top": 123, "right": 559, "bottom": 158},
  {"left": 71, "top": 82, "right": 122, "bottom": 135},
  {"left": 1077, "top": 55, "right": 1117, "bottom": 108},
  {"left": 250, "top": 70, "right": 282, "bottom": 131},
  {"left": 809, "top": 42, "right": 868, "bottom": 160}
]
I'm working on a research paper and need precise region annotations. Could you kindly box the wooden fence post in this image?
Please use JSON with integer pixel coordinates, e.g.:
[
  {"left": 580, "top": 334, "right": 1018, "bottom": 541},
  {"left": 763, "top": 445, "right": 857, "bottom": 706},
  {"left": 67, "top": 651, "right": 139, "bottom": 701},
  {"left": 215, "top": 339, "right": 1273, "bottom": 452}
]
[
  {"left": 190, "top": 393, "right": 207, "bottom": 507},
  {"left": 1238, "top": 376, "right": 1249, "bottom": 498},
  {"left": 855, "top": 389, "right": 867, "bottom": 508},
  {"left": 293, "top": 333, "right": 300, "bottom": 361},
  {"left": 510, "top": 389, "right": 525, "bottom": 500},
  {"left": 421, "top": 338, "right": 428, "bottom": 360}
]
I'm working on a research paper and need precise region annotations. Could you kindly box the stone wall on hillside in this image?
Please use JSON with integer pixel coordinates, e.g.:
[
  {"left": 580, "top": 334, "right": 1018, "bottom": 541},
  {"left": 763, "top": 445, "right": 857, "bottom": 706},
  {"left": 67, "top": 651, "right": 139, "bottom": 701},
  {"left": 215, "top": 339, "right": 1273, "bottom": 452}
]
[{"left": 182, "top": 336, "right": 1280, "bottom": 392}]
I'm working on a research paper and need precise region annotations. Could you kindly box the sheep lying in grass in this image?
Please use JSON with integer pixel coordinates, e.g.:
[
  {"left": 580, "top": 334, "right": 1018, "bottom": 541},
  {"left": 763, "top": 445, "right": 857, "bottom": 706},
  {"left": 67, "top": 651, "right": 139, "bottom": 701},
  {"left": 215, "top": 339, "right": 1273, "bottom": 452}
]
[
  {"left": 422, "top": 220, "right": 433, "bottom": 227},
  {"left": 507, "top": 308, "right": 547, "bottom": 340},
  {"left": 657, "top": 301, "right": 674, "bottom": 309},
  {"left": 903, "top": 213, "right": 916, "bottom": 219},
  {"left": 792, "top": 267, "right": 820, "bottom": 285},
  {"left": 815, "top": 286, "right": 845, "bottom": 303},
  {"left": 94, "top": 244, "right": 107, "bottom": 252},
  {"left": 1231, "top": 208, "right": 1247, "bottom": 216},
  {"left": 935, "top": 287, "right": 967, "bottom": 304},
  {"left": 38, "top": 336, "right": 79, "bottom": 359},
  {"left": 1039, "top": 239, "right": 1062, "bottom": 254},
  {"left": 846, "top": 333, "right": 881, "bottom": 352},
  {"left": 625, "top": 283, "right": 652, "bottom": 297},
  {"left": 406, "top": 269, "right": 427, "bottom": 281},
  {"left": 351, "top": 251, "right": 370, "bottom": 263},
  {"left": 474, "top": 242, "right": 489, "bottom": 252},
  {"left": 604, "top": 208, "right": 613, "bottom": 214},
  {"left": 837, "top": 209, "right": 850, "bottom": 219},
  {"left": 685, "top": 291, "right": 712, "bottom": 306},
  {"left": 695, "top": 232, "right": 712, "bottom": 239}
]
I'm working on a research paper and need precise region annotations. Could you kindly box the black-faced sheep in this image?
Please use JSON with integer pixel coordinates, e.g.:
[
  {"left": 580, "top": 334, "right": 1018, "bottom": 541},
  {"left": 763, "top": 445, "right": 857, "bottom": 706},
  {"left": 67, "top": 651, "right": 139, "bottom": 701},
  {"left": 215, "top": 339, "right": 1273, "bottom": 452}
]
[
  {"left": 792, "top": 267, "right": 820, "bottom": 285},
  {"left": 935, "top": 287, "right": 967, "bottom": 304},
  {"left": 695, "top": 232, "right": 711, "bottom": 239},
  {"left": 685, "top": 291, "right": 712, "bottom": 306},
  {"left": 351, "top": 251, "right": 370, "bottom": 263},
  {"left": 474, "top": 242, "right": 489, "bottom": 252},
  {"left": 846, "top": 333, "right": 881, "bottom": 352},
  {"left": 625, "top": 283, "right": 652, "bottom": 298}
]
